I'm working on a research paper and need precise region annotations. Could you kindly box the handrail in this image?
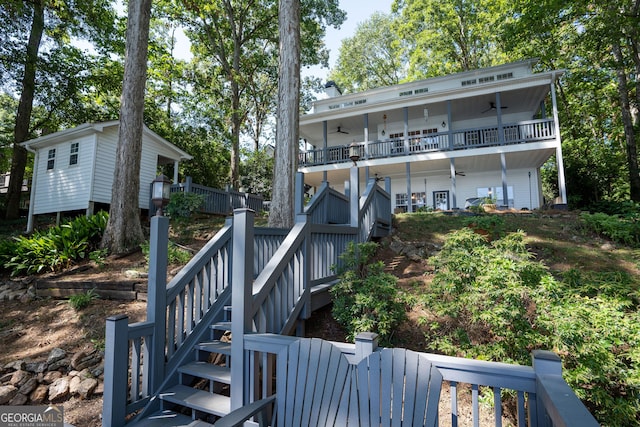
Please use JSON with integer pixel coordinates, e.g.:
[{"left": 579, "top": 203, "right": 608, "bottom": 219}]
[
  {"left": 299, "top": 118, "right": 556, "bottom": 167},
  {"left": 304, "top": 181, "right": 350, "bottom": 224},
  {"left": 358, "top": 178, "right": 392, "bottom": 242}
]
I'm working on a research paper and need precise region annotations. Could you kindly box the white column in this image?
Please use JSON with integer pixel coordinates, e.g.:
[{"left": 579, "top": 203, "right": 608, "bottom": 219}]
[{"left": 551, "top": 73, "right": 567, "bottom": 204}]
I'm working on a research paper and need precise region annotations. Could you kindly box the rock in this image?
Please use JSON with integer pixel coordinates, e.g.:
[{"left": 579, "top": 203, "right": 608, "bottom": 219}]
[
  {"left": 93, "top": 382, "right": 104, "bottom": 396},
  {"left": 47, "top": 348, "right": 66, "bottom": 365},
  {"left": 8, "top": 392, "right": 28, "bottom": 405},
  {"left": 25, "top": 361, "right": 48, "bottom": 373},
  {"left": 18, "top": 377, "right": 39, "bottom": 395},
  {"left": 47, "top": 357, "right": 70, "bottom": 372},
  {"left": 69, "top": 376, "right": 82, "bottom": 396},
  {"left": 30, "top": 384, "right": 48, "bottom": 404},
  {"left": 71, "top": 349, "right": 100, "bottom": 371},
  {"left": 5, "top": 360, "right": 26, "bottom": 371},
  {"left": 91, "top": 365, "right": 104, "bottom": 377},
  {"left": 78, "top": 378, "right": 98, "bottom": 399},
  {"left": 0, "top": 372, "right": 14, "bottom": 383},
  {"left": 0, "top": 385, "right": 18, "bottom": 405},
  {"left": 10, "top": 370, "right": 31, "bottom": 387},
  {"left": 43, "top": 371, "right": 63, "bottom": 384},
  {"left": 48, "top": 377, "right": 70, "bottom": 402}
]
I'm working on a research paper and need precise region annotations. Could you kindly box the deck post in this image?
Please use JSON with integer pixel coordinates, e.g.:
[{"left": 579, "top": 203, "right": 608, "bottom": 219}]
[
  {"left": 102, "top": 314, "right": 130, "bottom": 427},
  {"left": 355, "top": 332, "right": 379, "bottom": 362},
  {"left": 147, "top": 214, "right": 169, "bottom": 392},
  {"left": 231, "top": 208, "right": 255, "bottom": 411},
  {"left": 531, "top": 350, "right": 561, "bottom": 427}
]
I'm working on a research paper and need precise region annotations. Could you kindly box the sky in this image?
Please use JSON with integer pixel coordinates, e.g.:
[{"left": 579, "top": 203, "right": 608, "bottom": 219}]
[{"left": 302, "top": 0, "right": 394, "bottom": 82}]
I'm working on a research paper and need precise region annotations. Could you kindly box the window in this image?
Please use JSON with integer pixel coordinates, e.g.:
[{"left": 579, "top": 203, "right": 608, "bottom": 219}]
[
  {"left": 395, "top": 193, "right": 408, "bottom": 211},
  {"left": 47, "top": 149, "right": 56, "bottom": 170},
  {"left": 69, "top": 142, "right": 79, "bottom": 165}
]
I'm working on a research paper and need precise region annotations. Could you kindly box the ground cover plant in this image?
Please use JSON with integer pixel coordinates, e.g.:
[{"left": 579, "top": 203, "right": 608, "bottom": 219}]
[{"left": 392, "top": 212, "right": 640, "bottom": 425}]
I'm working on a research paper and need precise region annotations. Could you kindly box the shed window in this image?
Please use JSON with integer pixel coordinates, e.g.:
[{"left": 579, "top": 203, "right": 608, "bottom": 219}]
[
  {"left": 47, "top": 149, "right": 56, "bottom": 170},
  {"left": 69, "top": 142, "right": 79, "bottom": 166}
]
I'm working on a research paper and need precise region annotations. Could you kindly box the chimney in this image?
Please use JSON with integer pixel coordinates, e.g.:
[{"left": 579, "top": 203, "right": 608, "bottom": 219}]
[{"left": 324, "top": 81, "right": 342, "bottom": 98}]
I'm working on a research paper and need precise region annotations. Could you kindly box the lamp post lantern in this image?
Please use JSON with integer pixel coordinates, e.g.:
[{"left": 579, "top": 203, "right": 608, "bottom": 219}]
[{"left": 151, "top": 174, "right": 171, "bottom": 216}]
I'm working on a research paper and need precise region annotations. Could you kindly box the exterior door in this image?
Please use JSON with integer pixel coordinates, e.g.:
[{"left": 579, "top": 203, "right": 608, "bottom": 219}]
[{"left": 433, "top": 191, "right": 449, "bottom": 210}]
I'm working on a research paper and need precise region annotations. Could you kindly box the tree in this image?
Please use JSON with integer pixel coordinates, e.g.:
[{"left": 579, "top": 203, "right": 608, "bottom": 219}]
[
  {"left": 329, "top": 12, "right": 406, "bottom": 93},
  {"left": 1, "top": 0, "right": 119, "bottom": 220},
  {"left": 101, "top": 0, "right": 152, "bottom": 254},
  {"left": 393, "top": 0, "right": 510, "bottom": 79},
  {"left": 269, "top": 0, "right": 300, "bottom": 228}
]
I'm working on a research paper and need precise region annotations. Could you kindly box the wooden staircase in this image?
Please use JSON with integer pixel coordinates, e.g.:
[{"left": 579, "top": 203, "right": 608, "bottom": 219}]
[{"left": 102, "top": 175, "right": 393, "bottom": 427}]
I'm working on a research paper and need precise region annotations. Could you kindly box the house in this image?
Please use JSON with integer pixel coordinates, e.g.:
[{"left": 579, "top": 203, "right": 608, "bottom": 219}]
[
  {"left": 299, "top": 59, "right": 567, "bottom": 213},
  {"left": 21, "top": 121, "right": 192, "bottom": 232}
]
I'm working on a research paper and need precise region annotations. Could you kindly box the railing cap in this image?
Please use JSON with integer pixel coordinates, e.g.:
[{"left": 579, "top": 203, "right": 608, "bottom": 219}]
[{"left": 106, "top": 314, "right": 129, "bottom": 322}]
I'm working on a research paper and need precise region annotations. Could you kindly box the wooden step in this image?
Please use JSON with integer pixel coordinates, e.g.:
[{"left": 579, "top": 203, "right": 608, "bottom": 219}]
[
  {"left": 195, "top": 340, "right": 231, "bottom": 356},
  {"left": 179, "top": 362, "right": 231, "bottom": 384},
  {"left": 211, "top": 322, "right": 232, "bottom": 332},
  {"left": 160, "top": 385, "right": 231, "bottom": 417},
  {"left": 130, "top": 410, "right": 213, "bottom": 426}
]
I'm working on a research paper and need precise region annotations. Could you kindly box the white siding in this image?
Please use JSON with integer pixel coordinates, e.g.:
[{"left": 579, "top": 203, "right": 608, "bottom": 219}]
[
  {"left": 139, "top": 141, "right": 159, "bottom": 208},
  {"left": 32, "top": 136, "right": 96, "bottom": 215},
  {"left": 91, "top": 129, "right": 118, "bottom": 204}
]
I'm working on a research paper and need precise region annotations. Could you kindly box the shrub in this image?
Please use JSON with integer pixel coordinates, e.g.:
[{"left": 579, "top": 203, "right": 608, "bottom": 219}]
[
  {"left": 4, "top": 211, "right": 108, "bottom": 276},
  {"left": 68, "top": 289, "right": 100, "bottom": 310},
  {"left": 331, "top": 241, "right": 406, "bottom": 344},
  {"left": 141, "top": 240, "right": 192, "bottom": 265},
  {"left": 580, "top": 212, "right": 640, "bottom": 246},
  {"left": 166, "top": 192, "right": 205, "bottom": 219},
  {"left": 422, "top": 227, "right": 640, "bottom": 424}
]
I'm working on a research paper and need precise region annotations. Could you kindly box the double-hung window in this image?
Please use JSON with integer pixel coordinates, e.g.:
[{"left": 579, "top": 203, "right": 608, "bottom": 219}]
[
  {"left": 47, "top": 149, "right": 56, "bottom": 170},
  {"left": 69, "top": 142, "right": 79, "bottom": 166}
]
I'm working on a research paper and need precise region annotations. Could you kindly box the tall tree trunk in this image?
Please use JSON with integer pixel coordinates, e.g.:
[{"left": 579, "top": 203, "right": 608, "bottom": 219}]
[
  {"left": 5, "top": 0, "right": 44, "bottom": 220},
  {"left": 101, "top": 0, "right": 152, "bottom": 254},
  {"left": 269, "top": 0, "right": 300, "bottom": 228},
  {"left": 612, "top": 42, "right": 640, "bottom": 201}
]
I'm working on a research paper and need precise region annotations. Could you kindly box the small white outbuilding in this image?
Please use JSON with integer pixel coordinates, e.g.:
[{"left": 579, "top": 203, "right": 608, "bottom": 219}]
[{"left": 21, "top": 120, "right": 192, "bottom": 232}]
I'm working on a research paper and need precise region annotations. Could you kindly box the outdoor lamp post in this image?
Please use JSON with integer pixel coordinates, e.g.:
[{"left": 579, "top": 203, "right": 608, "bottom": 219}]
[
  {"left": 151, "top": 174, "right": 171, "bottom": 216},
  {"left": 349, "top": 143, "right": 360, "bottom": 166}
]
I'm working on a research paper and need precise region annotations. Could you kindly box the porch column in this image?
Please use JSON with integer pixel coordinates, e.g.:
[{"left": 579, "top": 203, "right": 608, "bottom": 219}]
[
  {"left": 450, "top": 159, "right": 457, "bottom": 209},
  {"left": 363, "top": 113, "right": 369, "bottom": 159},
  {"left": 501, "top": 153, "right": 509, "bottom": 207},
  {"left": 550, "top": 74, "right": 567, "bottom": 204},
  {"left": 496, "top": 92, "right": 504, "bottom": 145},
  {"left": 403, "top": 107, "right": 409, "bottom": 153},
  {"left": 322, "top": 121, "right": 328, "bottom": 181},
  {"left": 447, "top": 100, "right": 453, "bottom": 150},
  {"left": 405, "top": 162, "right": 412, "bottom": 213},
  {"left": 173, "top": 160, "right": 179, "bottom": 183},
  {"left": 350, "top": 165, "right": 359, "bottom": 230}
]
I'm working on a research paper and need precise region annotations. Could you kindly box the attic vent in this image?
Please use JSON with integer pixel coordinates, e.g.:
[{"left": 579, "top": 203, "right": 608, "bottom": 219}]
[
  {"left": 399, "top": 90, "right": 413, "bottom": 97},
  {"left": 461, "top": 79, "right": 477, "bottom": 87},
  {"left": 479, "top": 76, "right": 495, "bottom": 84},
  {"left": 497, "top": 72, "right": 514, "bottom": 80},
  {"left": 414, "top": 87, "right": 429, "bottom": 94},
  {"left": 328, "top": 104, "right": 340, "bottom": 110},
  {"left": 355, "top": 99, "right": 367, "bottom": 105}
]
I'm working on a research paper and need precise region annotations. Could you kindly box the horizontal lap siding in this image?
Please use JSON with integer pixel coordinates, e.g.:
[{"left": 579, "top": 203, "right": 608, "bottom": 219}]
[
  {"left": 91, "top": 130, "right": 118, "bottom": 205},
  {"left": 32, "top": 135, "right": 96, "bottom": 215}
]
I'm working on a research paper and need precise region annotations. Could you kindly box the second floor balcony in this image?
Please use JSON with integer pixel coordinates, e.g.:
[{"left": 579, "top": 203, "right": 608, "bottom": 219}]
[{"left": 299, "top": 118, "right": 556, "bottom": 167}]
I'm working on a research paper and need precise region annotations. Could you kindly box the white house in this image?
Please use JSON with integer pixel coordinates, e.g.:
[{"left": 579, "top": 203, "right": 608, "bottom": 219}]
[
  {"left": 299, "top": 59, "right": 567, "bottom": 213},
  {"left": 21, "top": 120, "right": 192, "bottom": 232}
]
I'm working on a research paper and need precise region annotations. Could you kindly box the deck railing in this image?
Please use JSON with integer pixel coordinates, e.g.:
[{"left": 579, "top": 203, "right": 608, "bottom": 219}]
[
  {"left": 238, "top": 333, "right": 599, "bottom": 427},
  {"left": 299, "top": 118, "right": 556, "bottom": 167}
]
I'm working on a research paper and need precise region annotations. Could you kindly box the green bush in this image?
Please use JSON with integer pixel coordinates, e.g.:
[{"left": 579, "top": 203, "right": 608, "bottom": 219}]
[
  {"left": 68, "top": 289, "right": 100, "bottom": 310},
  {"left": 422, "top": 227, "right": 640, "bottom": 425},
  {"left": 331, "top": 241, "right": 406, "bottom": 345},
  {"left": 141, "top": 240, "right": 192, "bottom": 265},
  {"left": 166, "top": 192, "right": 205, "bottom": 219},
  {"left": 580, "top": 212, "right": 640, "bottom": 246},
  {"left": 3, "top": 211, "right": 109, "bottom": 276}
]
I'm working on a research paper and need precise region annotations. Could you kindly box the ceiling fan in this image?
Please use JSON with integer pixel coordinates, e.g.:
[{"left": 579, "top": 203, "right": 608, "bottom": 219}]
[
  {"left": 331, "top": 125, "right": 349, "bottom": 134},
  {"left": 481, "top": 102, "right": 508, "bottom": 114},
  {"left": 453, "top": 170, "right": 466, "bottom": 177}
]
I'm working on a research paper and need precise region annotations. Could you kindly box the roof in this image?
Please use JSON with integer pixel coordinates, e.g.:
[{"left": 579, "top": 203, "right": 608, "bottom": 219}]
[{"left": 20, "top": 120, "right": 193, "bottom": 161}]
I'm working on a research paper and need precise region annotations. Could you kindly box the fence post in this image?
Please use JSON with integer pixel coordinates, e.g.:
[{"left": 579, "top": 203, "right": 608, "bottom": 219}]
[
  {"left": 355, "top": 332, "right": 379, "bottom": 362},
  {"left": 231, "top": 208, "right": 255, "bottom": 411},
  {"left": 102, "top": 315, "right": 130, "bottom": 427},
  {"left": 185, "top": 176, "right": 192, "bottom": 193},
  {"left": 531, "top": 350, "right": 561, "bottom": 427},
  {"left": 147, "top": 214, "right": 169, "bottom": 392}
]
